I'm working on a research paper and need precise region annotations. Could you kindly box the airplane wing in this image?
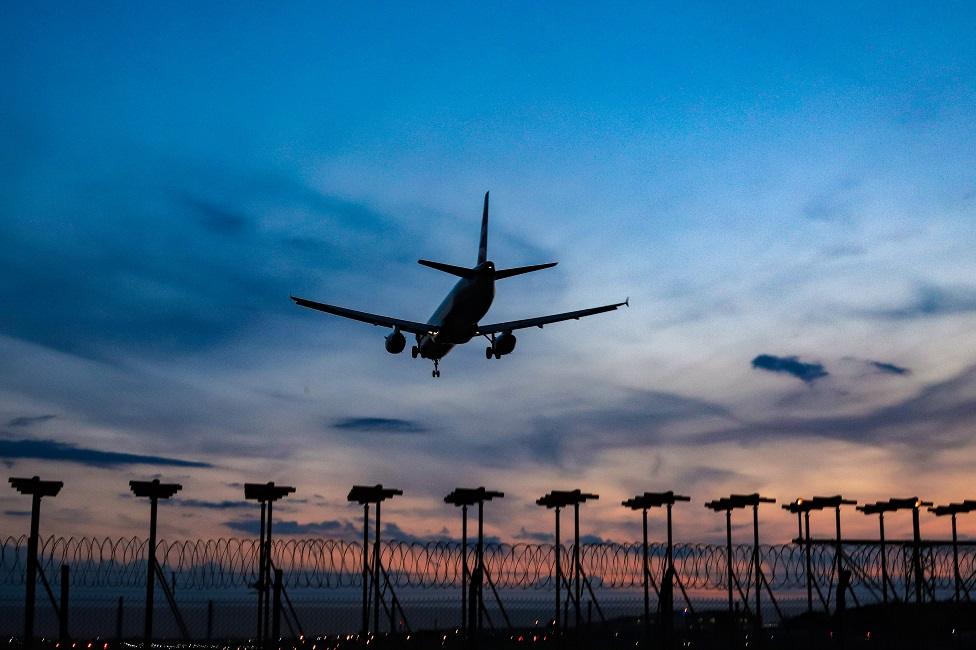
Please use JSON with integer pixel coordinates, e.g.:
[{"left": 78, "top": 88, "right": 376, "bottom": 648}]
[
  {"left": 475, "top": 299, "right": 628, "bottom": 335},
  {"left": 290, "top": 296, "right": 433, "bottom": 335}
]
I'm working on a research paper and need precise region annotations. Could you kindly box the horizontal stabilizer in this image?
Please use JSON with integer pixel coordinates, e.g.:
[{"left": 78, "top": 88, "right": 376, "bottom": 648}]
[
  {"left": 418, "top": 259, "right": 476, "bottom": 278},
  {"left": 494, "top": 262, "right": 558, "bottom": 279}
]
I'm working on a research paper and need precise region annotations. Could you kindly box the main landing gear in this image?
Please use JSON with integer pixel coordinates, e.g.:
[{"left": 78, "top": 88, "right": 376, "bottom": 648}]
[
  {"left": 431, "top": 359, "right": 441, "bottom": 378},
  {"left": 483, "top": 333, "right": 500, "bottom": 359},
  {"left": 411, "top": 345, "right": 419, "bottom": 359}
]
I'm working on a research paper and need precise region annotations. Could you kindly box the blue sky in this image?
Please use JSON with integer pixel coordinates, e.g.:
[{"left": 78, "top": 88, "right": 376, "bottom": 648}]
[{"left": 2, "top": 3, "right": 976, "bottom": 544}]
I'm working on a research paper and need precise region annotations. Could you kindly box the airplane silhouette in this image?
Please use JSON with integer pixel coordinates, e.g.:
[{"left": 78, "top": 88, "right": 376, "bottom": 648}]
[{"left": 291, "top": 192, "right": 627, "bottom": 377}]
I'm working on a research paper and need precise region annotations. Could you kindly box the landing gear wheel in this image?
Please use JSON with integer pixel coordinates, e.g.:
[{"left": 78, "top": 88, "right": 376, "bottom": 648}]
[
  {"left": 485, "top": 346, "right": 494, "bottom": 359},
  {"left": 494, "top": 351, "right": 501, "bottom": 359},
  {"left": 411, "top": 345, "right": 419, "bottom": 359},
  {"left": 432, "top": 360, "right": 441, "bottom": 378}
]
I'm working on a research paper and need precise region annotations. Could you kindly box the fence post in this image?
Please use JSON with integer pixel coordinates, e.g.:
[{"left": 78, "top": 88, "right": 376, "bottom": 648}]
[
  {"left": 207, "top": 600, "right": 214, "bottom": 642},
  {"left": 59, "top": 565, "right": 70, "bottom": 643},
  {"left": 272, "top": 568, "right": 282, "bottom": 641},
  {"left": 116, "top": 596, "right": 124, "bottom": 641}
]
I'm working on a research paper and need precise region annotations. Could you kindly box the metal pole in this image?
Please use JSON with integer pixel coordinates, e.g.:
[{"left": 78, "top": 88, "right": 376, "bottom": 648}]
[
  {"left": 361, "top": 504, "right": 369, "bottom": 636},
  {"left": 667, "top": 504, "right": 674, "bottom": 576},
  {"left": 477, "top": 500, "right": 484, "bottom": 635},
  {"left": 952, "top": 514, "right": 960, "bottom": 604},
  {"left": 373, "top": 501, "right": 381, "bottom": 636},
  {"left": 753, "top": 504, "right": 762, "bottom": 636},
  {"left": 24, "top": 492, "right": 41, "bottom": 650},
  {"left": 116, "top": 596, "right": 124, "bottom": 642},
  {"left": 272, "top": 568, "right": 282, "bottom": 640},
  {"left": 143, "top": 496, "right": 158, "bottom": 650},
  {"left": 207, "top": 600, "right": 213, "bottom": 641},
  {"left": 642, "top": 508, "right": 649, "bottom": 644},
  {"left": 912, "top": 506, "right": 923, "bottom": 605},
  {"left": 878, "top": 513, "right": 888, "bottom": 605},
  {"left": 554, "top": 507, "right": 561, "bottom": 638},
  {"left": 257, "top": 500, "right": 266, "bottom": 641},
  {"left": 264, "top": 499, "right": 273, "bottom": 641},
  {"left": 574, "top": 502, "right": 581, "bottom": 630},
  {"left": 725, "top": 509, "right": 734, "bottom": 644},
  {"left": 804, "top": 511, "right": 813, "bottom": 613},
  {"left": 59, "top": 564, "right": 69, "bottom": 643},
  {"left": 666, "top": 502, "right": 675, "bottom": 647},
  {"left": 461, "top": 504, "right": 468, "bottom": 636},
  {"left": 834, "top": 506, "right": 843, "bottom": 579}
]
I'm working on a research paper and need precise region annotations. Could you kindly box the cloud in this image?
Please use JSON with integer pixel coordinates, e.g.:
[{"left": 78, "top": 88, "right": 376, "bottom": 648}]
[
  {"left": 175, "top": 498, "right": 250, "bottom": 510},
  {"left": 333, "top": 417, "right": 428, "bottom": 434},
  {"left": 7, "top": 414, "right": 57, "bottom": 427},
  {"left": 802, "top": 177, "right": 859, "bottom": 221},
  {"left": 178, "top": 195, "right": 250, "bottom": 235},
  {"left": 514, "top": 527, "right": 553, "bottom": 543},
  {"left": 224, "top": 518, "right": 359, "bottom": 537},
  {"left": 867, "top": 360, "right": 910, "bottom": 376},
  {"left": 841, "top": 357, "right": 911, "bottom": 376},
  {"left": 751, "top": 354, "right": 828, "bottom": 383},
  {"left": 0, "top": 437, "right": 212, "bottom": 468},
  {"left": 692, "top": 363, "right": 976, "bottom": 449},
  {"left": 676, "top": 465, "right": 744, "bottom": 487},
  {"left": 446, "top": 388, "right": 735, "bottom": 471},
  {"left": 866, "top": 285, "right": 976, "bottom": 320},
  {"left": 0, "top": 166, "right": 412, "bottom": 360},
  {"left": 4, "top": 510, "right": 31, "bottom": 517}
]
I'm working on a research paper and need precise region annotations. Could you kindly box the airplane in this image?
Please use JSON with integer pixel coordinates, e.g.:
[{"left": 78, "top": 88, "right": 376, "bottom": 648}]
[{"left": 291, "top": 192, "right": 627, "bottom": 377}]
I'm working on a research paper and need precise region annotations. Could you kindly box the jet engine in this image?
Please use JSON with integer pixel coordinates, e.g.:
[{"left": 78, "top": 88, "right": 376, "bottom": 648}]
[
  {"left": 494, "top": 331, "right": 516, "bottom": 356},
  {"left": 385, "top": 328, "right": 406, "bottom": 354}
]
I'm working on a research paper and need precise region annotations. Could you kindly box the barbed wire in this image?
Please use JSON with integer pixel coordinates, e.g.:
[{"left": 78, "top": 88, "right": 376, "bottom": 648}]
[{"left": 1, "top": 536, "right": 973, "bottom": 593}]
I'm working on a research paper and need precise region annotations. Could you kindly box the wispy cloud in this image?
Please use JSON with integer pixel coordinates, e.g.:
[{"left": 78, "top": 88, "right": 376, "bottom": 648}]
[
  {"left": 802, "top": 177, "right": 859, "bottom": 221},
  {"left": 0, "top": 437, "right": 212, "bottom": 468},
  {"left": 7, "top": 415, "right": 57, "bottom": 428},
  {"left": 514, "top": 527, "right": 553, "bottom": 543},
  {"left": 751, "top": 354, "right": 828, "bottom": 383},
  {"left": 333, "top": 417, "right": 428, "bottom": 434},
  {"left": 175, "top": 498, "right": 250, "bottom": 510},
  {"left": 178, "top": 194, "right": 251, "bottom": 236},
  {"left": 866, "top": 285, "right": 976, "bottom": 320},
  {"left": 867, "top": 360, "right": 911, "bottom": 376},
  {"left": 693, "top": 363, "right": 976, "bottom": 449},
  {"left": 224, "top": 518, "right": 359, "bottom": 537}
]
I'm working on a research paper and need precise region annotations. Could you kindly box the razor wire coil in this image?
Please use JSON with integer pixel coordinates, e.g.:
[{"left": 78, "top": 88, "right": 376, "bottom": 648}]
[{"left": 1, "top": 536, "right": 973, "bottom": 593}]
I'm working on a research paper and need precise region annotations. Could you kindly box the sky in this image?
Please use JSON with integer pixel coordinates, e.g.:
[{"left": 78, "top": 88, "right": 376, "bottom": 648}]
[{"left": 2, "top": 2, "right": 976, "bottom": 546}]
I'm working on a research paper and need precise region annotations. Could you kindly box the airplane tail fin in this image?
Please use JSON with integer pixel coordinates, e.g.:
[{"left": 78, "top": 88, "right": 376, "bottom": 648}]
[
  {"left": 418, "top": 259, "right": 476, "bottom": 278},
  {"left": 494, "top": 262, "right": 558, "bottom": 279},
  {"left": 478, "top": 191, "right": 489, "bottom": 265}
]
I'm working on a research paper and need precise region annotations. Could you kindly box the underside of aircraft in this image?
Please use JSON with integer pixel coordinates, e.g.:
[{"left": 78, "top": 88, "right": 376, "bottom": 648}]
[{"left": 291, "top": 192, "right": 627, "bottom": 377}]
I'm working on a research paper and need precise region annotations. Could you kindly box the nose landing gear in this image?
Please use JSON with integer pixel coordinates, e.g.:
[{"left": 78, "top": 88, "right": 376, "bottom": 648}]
[{"left": 431, "top": 359, "right": 441, "bottom": 378}]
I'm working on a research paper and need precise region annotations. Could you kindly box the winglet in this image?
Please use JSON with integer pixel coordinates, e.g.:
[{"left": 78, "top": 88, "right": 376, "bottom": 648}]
[
  {"left": 625, "top": 297, "right": 629, "bottom": 307},
  {"left": 478, "top": 191, "right": 489, "bottom": 265}
]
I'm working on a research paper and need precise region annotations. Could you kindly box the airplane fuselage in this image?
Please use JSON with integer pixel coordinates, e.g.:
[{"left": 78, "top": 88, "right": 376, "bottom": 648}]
[{"left": 416, "top": 262, "right": 495, "bottom": 359}]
